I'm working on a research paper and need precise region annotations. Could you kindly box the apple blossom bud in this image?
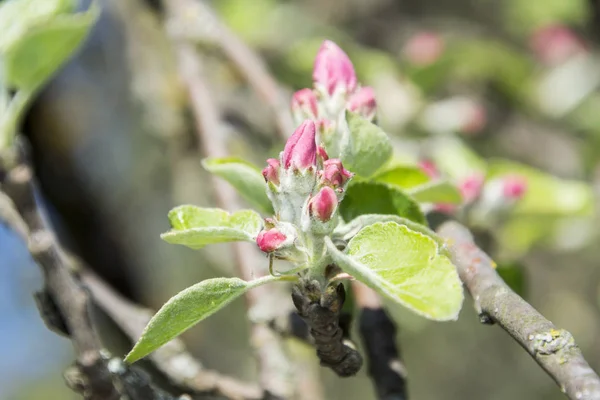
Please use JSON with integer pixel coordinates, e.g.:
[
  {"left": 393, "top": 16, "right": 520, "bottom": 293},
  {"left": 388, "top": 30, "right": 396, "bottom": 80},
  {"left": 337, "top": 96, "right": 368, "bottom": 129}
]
[
  {"left": 291, "top": 88, "right": 319, "bottom": 120},
  {"left": 317, "top": 146, "right": 329, "bottom": 161},
  {"left": 418, "top": 160, "right": 440, "bottom": 179},
  {"left": 461, "top": 102, "right": 487, "bottom": 135},
  {"left": 530, "top": 24, "right": 585, "bottom": 66},
  {"left": 347, "top": 86, "right": 377, "bottom": 120},
  {"left": 321, "top": 158, "right": 353, "bottom": 187},
  {"left": 282, "top": 120, "right": 317, "bottom": 170},
  {"left": 313, "top": 40, "right": 357, "bottom": 95},
  {"left": 309, "top": 186, "right": 338, "bottom": 222},
  {"left": 256, "top": 228, "right": 287, "bottom": 253},
  {"left": 403, "top": 32, "right": 444, "bottom": 66},
  {"left": 502, "top": 175, "right": 528, "bottom": 200},
  {"left": 459, "top": 173, "right": 485, "bottom": 203},
  {"left": 262, "top": 158, "right": 281, "bottom": 185}
]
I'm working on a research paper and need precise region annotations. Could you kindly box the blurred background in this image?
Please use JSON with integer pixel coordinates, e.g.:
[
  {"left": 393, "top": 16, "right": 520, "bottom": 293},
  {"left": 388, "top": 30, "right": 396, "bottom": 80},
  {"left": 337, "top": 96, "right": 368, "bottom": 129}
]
[{"left": 1, "top": 0, "right": 600, "bottom": 399}]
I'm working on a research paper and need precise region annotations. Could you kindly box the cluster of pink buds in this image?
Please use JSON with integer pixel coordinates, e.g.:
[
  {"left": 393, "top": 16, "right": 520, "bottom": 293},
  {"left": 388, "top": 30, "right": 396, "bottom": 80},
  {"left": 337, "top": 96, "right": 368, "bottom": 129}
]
[
  {"left": 290, "top": 40, "right": 377, "bottom": 155},
  {"left": 418, "top": 161, "right": 527, "bottom": 215},
  {"left": 257, "top": 119, "right": 354, "bottom": 254}
]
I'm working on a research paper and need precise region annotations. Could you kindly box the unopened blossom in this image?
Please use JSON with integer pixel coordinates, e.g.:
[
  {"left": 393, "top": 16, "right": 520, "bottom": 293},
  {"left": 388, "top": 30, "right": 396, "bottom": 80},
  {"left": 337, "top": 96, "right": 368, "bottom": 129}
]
[
  {"left": 501, "top": 175, "right": 528, "bottom": 200},
  {"left": 313, "top": 40, "right": 357, "bottom": 95},
  {"left": 256, "top": 228, "right": 287, "bottom": 253},
  {"left": 262, "top": 158, "right": 281, "bottom": 185},
  {"left": 403, "top": 32, "right": 445, "bottom": 66},
  {"left": 459, "top": 173, "right": 485, "bottom": 203},
  {"left": 418, "top": 160, "right": 440, "bottom": 179},
  {"left": 282, "top": 120, "right": 317, "bottom": 170},
  {"left": 291, "top": 88, "right": 319, "bottom": 121},
  {"left": 530, "top": 24, "right": 585, "bottom": 66},
  {"left": 321, "top": 158, "right": 353, "bottom": 187},
  {"left": 309, "top": 186, "right": 338, "bottom": 222},
  {"left": 317, "top": 146, "right": 329, "bottom": 162},
  {"left": 347, "top": 86, "right": 377, "bottom": 120}
]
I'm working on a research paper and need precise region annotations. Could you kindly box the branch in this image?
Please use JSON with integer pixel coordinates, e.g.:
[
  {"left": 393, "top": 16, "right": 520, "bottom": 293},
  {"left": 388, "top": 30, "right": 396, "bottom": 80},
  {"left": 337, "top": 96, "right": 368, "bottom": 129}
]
[
  {"left": 0, "top": 146, "right": 178, "bottom": 400},
  {"left": 81, "top": 269, "right": 262, "bottom": 400},
  {"left": 164, "top": 0, "right": 294, "bottom": 141},
  {"left": 352, "top": 282, "right": 408, "bottom": 400},
  {"left": 166, "top": 16, "right": 294, "bottom": 398},
  {"left": 437, "top": 221, "right": 600, "bottom": 400}
]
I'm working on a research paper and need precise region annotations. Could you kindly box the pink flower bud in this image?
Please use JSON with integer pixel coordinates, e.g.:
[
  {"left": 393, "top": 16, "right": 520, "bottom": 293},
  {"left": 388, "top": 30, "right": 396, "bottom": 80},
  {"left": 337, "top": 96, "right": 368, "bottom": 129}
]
[
  {"left": 309, "top": 186, "right": 338, "bottom": 222},
  {"left": 262, "top": 158, "right": 281, "bottom": 185},
  {"left": 418, "top": 160, "right": 440, "bottom": 179},
  {"left": 461, "top": 102, "right": 487, "bottom": 135},
  {"left": 317, "top": 146, "right": 329, "bottom": 162},
  {"left": 282, "top": 120, "right": 317, "bottom": 170},
  {"left": 256, "top": 228, "right": 287, "bottom": 253},
  {"left": 501, "top": 175, "right": 528, "bottom": 200},
  {"left": 321, "top": 158, "right": 353, "bottom": 187},
  {"left": 347, "top": 86, "right": 377, "bottom": 120},
  {"left": 459, "top": 173, "right": 485, "bottom": 203},
  {"left": 313, "top": 40, "right": 357, "bottom": 95},
  {"left": 530, "top": 24, "right": 585, "bottom": 66},
  {"left": 403, "top": 32, "right": 444, "bottom": 66},
  {"left": 291, "top": 88, "right": 319, "bottom": 120}
]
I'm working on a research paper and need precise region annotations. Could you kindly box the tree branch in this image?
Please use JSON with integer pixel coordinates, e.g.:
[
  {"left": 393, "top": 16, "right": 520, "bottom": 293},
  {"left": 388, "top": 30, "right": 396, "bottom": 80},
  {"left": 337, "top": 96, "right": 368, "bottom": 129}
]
[
  {"left": 81, "top": 269, "right": 262, "bottom": 400},
  {"left": 352, "top": 282, "right": 408, "bottom": 400},
  {"left": 164, "top": 0, "right": 294, "bottom": 142},
  {"left": 166, "top": 18, "right": 294, "bottom": 398},
  {"left": 0, "top": 146, "right": 178, "bottom": 400},
  {"left": 437, "top": 221, "right": 600, "bottom": 400}
]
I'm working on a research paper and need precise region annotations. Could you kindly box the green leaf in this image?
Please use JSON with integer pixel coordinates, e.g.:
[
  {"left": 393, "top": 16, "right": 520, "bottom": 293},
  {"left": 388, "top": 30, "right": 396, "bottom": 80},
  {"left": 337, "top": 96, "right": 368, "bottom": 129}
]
[
  {"left": 161, "top": 206, "right": 263, "bottom": 249},
  {"left": 202, "top": 157, "right": 273, "bottom": 215},
  {"left": 2, "top": 4, "right": 99, "bottom": 91},
  {"left": 342, "top": 111, "right": 393, "bottom": 177},
  {"left": 373, "top": 165, "right": 430, "bottom": 189},
  {"left": 487, "top": 159, "right": 593, "bottom": 216},
  {"left": 333, "top": 214, "right": 444, "bottom": 249},
  {"left": 430, "top": 138, "right": 486, "bottom": 180},
  {"left": 326, "top": 222, "right": 464, "bottom": 320},
  {"left": 125, "top": 275, "right": 283, "bottom": 363},
  {"left": 408, "top": 180, "right": 463, "bottom": 204},
  {"left": 339, "top": 180, "right": 426, "bottom": 224}
]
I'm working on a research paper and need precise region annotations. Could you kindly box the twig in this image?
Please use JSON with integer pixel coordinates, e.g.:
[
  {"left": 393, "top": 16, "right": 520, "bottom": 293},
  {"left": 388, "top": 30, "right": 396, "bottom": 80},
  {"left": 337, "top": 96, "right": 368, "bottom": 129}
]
[
  {"left": 168, "top": 25, "right": 293, "bottom": 398},
  {"left": 81, "top": 269, "right": 262, "bottom": 400},
  {"left": 437, "top": 221, "right": 600, "bottom": 400},
  {"left": 0, "top": 147, "right": 179, "bottom": 400},
  {"left": 352, "top": 282, "right": 408, "bottom": 400},
  {"left": 164, "top": 0, "right": 294, "bottom": 141}
]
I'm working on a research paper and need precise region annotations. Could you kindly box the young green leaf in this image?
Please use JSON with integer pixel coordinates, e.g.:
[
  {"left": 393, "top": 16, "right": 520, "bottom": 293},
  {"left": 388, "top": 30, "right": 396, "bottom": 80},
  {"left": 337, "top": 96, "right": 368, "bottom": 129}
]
[
  {"left": 2, "top": 3, "right": 99, "bottom": 91},
  {"left": 202, "top": 157, "right": 273, "bottom": 215},
  {"left": 342, "top": 111, "right": 393, "bottom": 177},
  {"left": 333, "top": 214, "right": 444, "bottom": 249},
  {"left": 326, "top": 222, "right": 463, "bottom": 320},
  {"left": 408, "top": 180, "right": 463, "bottom": 204},
  {"left": 161, "top": 206, "right": 263, "bottom": 249},
  {"left": 339, "top": 181, "right": 426, "bottom": 224},
  {"left": 373, "top": 165, "right": 430, "bottom": 189},
  {"left": 125, "top": 275, "right": 284, "bottom": 364}
]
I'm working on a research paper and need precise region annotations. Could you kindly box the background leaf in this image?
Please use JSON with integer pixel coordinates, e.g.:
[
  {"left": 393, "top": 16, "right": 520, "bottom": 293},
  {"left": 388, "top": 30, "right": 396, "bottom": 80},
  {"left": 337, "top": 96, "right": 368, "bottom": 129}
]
[
  {"left": 326, "top": 222, "right": 463, "bottom": 320},
  {"left": 202, "top": 157, "right": 273, "bottom": 215},
  {"left": 373, "top": 165, "right": 430, "bottom": 189},
  {"left": 430, "top": 137, "right": 487, "bottom": 180},
  {"left": 2, "top": 4, "right": 98, "bottom": 91},
  {"left": 125, "top": 276, "right": 281, "bottom": 363},
  {"left": 408, "top": 181, "right": 463, "bottom": 204},
  {"left": 339, "top": 180, "right": 426, "bottom": 224},
  {"left": 161, "top": 206, "right": 263, "bottom": 249},
  {"left": 342, "top": 111, "right": 393, "bottom": 177}
]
